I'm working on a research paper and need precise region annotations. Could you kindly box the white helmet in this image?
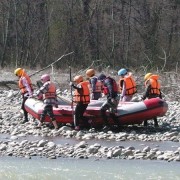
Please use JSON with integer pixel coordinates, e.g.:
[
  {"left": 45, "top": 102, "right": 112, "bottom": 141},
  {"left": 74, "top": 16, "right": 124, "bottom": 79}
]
[{"left": 41, "top": 74, "right": 50, "bottom": 83}]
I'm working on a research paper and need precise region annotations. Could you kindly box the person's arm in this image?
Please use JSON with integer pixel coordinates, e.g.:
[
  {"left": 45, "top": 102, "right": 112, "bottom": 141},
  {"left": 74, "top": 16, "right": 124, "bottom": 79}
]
[
  {"left": 21, "top": 77, "right": 32, "bottom": 95},
  {"left": 71, "top": 84, "right": 83, "bottom": 94},
  {"left": 121, "top": 81, "right": 126, "bottom": 98},
  {"left": 142, "top": 83, "right": 151, "bottom": 100},
  {"left": 36, "top": 82, "right": 49, "bottom": 98}
]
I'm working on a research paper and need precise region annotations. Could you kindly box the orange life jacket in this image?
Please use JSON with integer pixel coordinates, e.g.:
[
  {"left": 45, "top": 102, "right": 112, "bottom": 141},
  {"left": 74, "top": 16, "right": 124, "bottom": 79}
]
[
  {"left": 44, "top": 82, "right": 56, "bottom": 99},
  {"left": 18, "top": 72, "right": 33, "bottom": 94},
  {"left": 119, "top": 73, "right": 137, "bottom": 95},
  {"left": 74, "top": 81, "right": 90, "bottom": 104},
  {"left": 145, "top": 75, "right": 161, "bottom": 95}
]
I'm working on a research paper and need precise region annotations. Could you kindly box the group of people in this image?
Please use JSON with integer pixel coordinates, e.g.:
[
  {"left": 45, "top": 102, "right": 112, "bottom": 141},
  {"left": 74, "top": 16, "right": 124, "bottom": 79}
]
[{"left": 14, "top": 67, "right": 162, "bottom": 131}]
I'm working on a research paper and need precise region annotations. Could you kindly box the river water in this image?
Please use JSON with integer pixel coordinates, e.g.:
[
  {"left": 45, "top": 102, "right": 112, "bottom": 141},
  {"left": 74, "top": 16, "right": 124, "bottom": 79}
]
[
  {"left": 0, "top": 156, "right": 180, "bottom": 180},
  {"left": 0, "top": 133, "right": 180, "bottom": 180}
]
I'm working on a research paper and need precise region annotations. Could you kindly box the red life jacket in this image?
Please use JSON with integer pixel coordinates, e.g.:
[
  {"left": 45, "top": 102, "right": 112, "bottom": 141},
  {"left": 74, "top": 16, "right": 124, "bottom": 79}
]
[
  {"left": 103, "top": 77, "right": 118, "bottom": 95},
  {"left": 89, "top": 76, "right": 103, "bottom": 93}
]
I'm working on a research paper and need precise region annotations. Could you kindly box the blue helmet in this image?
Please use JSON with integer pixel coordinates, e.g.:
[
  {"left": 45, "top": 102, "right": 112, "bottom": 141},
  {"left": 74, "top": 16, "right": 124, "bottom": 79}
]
[
  {"left": 98, "top": 74, "right": 106, "bottom": 81},
  {"left": 118, "top": 68, "right": 127, "bottom": 76}
]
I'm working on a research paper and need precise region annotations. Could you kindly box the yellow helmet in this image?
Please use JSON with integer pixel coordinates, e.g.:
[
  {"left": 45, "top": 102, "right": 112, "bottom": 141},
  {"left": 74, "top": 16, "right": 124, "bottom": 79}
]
[
  {"left": 86, "top": 69, "right": 95, "bottom": 77},
  {"left": 14, "top": 68, "right": 23, "bottom": 77},
  {"left": 74, "top": 75, "right": 83, "bottom": 83},
  {"left": 144, "top": 73, "right": 152, "bottom": 81}
]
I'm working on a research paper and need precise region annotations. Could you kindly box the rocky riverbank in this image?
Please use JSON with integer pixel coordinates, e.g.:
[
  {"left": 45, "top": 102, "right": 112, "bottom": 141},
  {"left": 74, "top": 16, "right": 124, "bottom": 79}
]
[{"left": 0, "top": 89, "right": 179, "bottom": 162}]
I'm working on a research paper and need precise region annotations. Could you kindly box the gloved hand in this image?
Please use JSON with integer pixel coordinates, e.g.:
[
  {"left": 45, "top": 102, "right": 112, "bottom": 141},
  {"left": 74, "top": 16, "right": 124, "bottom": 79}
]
[
  {"left": 111, "top": 98, "right": 115, "bottom": 103},
  {"left": 69, "top": 81, "right": 73, "bottom": 86},
  {"left": 108, "top": 97, "right": 115, "bottom": 104},
  {"left": 25, "top": 94, "right": 33, "bottom": 98},
  {"left": 141, "top": 96, "right": 145, "bottom": 101}
]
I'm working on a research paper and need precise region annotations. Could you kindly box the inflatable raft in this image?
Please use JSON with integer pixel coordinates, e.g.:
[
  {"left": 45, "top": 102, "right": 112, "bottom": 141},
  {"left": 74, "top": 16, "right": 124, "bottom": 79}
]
[{"left": 25, "top": 96, "right": 168, "bottom": 127}]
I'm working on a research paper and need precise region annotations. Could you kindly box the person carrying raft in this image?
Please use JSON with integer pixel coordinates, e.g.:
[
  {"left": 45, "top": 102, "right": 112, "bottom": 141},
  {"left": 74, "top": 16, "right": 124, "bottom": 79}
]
[
  {"left": 117, "top": 68, "right": 137, "bottom": 102},
  {"left": 98, "top": 73, "right": 120, "bottom": 131},
  {"left": 142, "top": 73, "right": 162, "bottom": 127},
  {"left": 14, "top": 68, "right": 34, "bottom": 123},
  {"left": 70, "top": 75, "right": 90, "bottom": 131},
  {"left": 33, "top": 74, "right": 59, "bottom": 129},
  {"left": 86, "top": 68, "right": 103, "bottom": 100}
]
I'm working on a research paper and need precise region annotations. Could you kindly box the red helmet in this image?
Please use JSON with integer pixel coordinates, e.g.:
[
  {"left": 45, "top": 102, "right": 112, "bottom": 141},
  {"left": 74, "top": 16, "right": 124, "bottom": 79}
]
[{"left": 41, "top": 74, "right": 50, "bottom": 83}]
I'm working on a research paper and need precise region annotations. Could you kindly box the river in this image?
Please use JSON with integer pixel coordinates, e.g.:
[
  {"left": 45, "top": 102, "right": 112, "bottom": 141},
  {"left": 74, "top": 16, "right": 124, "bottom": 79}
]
[
  {"left": 0, "top": 133, "right": 180, "bottom": 180},
  {"left": 0, "top": 156, "right": 179, "bottom": 180}
]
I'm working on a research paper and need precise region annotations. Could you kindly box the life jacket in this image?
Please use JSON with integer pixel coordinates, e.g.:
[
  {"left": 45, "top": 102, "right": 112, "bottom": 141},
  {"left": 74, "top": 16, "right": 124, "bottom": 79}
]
[
  {"left": 119, "top": 73, "right": 137, "bottom": 95},
  {"left": 145, "top": 75, "right": 161, "bottom": 95},
  {"left": 89, "top": 76, "right": 103, "bottom": 93},
  {"left": 18, "top": 71, "right": 33, "bottom": 95},
  {"left": 44, "top": 82, "right": 56, "bottom": 99},
  {"left": 74, "top": 81, "right": 90, "bottom": 104},
  {"left": 103, "top": 77, "right": 118, "bottom": 95}
]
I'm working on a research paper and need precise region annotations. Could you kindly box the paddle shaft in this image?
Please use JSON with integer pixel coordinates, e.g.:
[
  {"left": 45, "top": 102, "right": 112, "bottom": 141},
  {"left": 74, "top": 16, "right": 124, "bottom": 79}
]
[{"left": 69, "top": 66, "right": 76, "bottom": 126}]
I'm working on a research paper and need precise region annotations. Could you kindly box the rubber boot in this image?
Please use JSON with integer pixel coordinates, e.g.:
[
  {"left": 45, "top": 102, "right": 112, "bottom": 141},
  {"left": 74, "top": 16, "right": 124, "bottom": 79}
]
[
  {"left": 110, "top": 113, "right": 121, "bottom": 131},
  {"left": 144, "top": 120, "right": 148, "bottom": 127},
  {"left": 22, "top": 112, "right": 28, "bottom": 124},
  {"left": 154, "top": 118, "right": 159, "bottom": 127}
]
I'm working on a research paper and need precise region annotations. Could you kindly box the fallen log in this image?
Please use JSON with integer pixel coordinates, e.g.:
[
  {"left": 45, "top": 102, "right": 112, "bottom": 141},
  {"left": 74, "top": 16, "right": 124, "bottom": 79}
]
[{"left": 0, "top": 80, "right": 18, "bottom": 89}]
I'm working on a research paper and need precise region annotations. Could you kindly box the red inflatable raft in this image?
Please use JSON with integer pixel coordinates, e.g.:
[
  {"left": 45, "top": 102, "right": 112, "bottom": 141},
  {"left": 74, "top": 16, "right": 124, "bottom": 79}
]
[{"left": 25, "top": 96, "right": 168, "bottom": 127}]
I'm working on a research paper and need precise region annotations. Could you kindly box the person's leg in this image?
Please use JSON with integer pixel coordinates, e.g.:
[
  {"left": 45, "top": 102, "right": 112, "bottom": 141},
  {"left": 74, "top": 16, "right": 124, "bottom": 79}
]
[
  {"left": 78, "top": 104, "right": 88, "bottom": 127},
  {"left": 21, "top": 96, "right": 28, "bottom": 123},
  {"left": 79, "top": 104, "right": 88, "bottom": 119},
  {"left": 74, "top": 103, "right": 81, "bottom": 128},
  {"left": 154, "top": 117, "right": 159, "bottom": 127},
  {"left": 110, "top": 113, "right": 120, "bottom": 127},
  {"left": 100, "top": 101, "right": 110, "bottom": 130},
  {"left": 144, "top": 120, "right": 148, "bottom": 127},
  {"left": 38, "top": 105, "right": 48, "bottom": 127},
  {"left": 46, "top": 105, "right": 58, "bottom": 129}
]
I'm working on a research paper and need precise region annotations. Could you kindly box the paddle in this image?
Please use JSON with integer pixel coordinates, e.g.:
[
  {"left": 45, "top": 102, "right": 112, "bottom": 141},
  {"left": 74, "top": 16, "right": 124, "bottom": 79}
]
[{"left": 69, "top": 66, "right": 76, "bottom": 126}]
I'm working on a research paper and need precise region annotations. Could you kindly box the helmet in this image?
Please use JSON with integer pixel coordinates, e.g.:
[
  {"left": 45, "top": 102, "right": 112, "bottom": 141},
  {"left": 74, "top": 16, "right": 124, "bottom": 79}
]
[
  {"left": 118, "top": 68, "right": 127, "bottom": 76},
  {"left": 86, "top": 69, "right": 95, "bottom": 77},
  {"left": 98, "top": 74, "right": 106, "bottom": 81},
  {"left": 74, "top": 75, "right": 83, "bottom": 83},
  {"left": 41, "top": 74, "right": 50, "bottom": 83},
  {"left": 144, "top": 73, "right": 152, "bottom": 81},
  {"left": 14, "top": 68, "right": 23, "bottom": 77}
]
